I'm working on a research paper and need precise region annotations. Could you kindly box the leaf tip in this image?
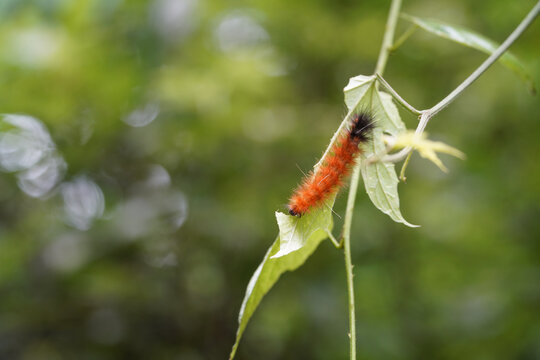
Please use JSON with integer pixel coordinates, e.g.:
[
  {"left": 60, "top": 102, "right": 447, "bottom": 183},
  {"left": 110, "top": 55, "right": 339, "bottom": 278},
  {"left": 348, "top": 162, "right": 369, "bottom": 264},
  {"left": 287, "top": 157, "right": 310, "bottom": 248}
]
[{"left": 404, "top": 221, "right": 421, "bottom": 228}]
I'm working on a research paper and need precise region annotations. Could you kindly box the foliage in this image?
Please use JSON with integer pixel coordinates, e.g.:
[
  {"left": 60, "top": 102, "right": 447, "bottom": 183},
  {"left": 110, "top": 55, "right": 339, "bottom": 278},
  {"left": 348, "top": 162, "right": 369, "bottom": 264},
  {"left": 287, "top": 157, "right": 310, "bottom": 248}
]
[{"left": 0, "top": 1, "right": 538, "bottom": 360}]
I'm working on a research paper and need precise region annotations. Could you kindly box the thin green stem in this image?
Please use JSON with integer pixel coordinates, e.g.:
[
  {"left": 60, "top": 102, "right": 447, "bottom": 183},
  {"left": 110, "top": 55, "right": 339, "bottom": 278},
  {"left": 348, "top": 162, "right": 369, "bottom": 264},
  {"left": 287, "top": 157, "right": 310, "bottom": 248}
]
[
  {"left": 389, "top": 24, "right": 418, "bottom": 53},
  {"left": 375, "top": 73, "right": 422, "bottom": 115},
  {"left": 430, "top": 0, "right": 540, "bottom": 116},
  {"left": 341, "top": 1, "right": 403, "bottom": 359},
  {"left": 382, "top": 110, "right": 429, "bottom": 163},
  {"left": 326, "top": 229, "right": 343, "bottom": 249},
  {"left": 342, "top": 164, "right": 361, "bottom": 359},
  {"left": 381, "top": 0, "right": 540, "bottom": 165},
  {"left": 374, "top": 0, "right": 403, "bottom": 77}
]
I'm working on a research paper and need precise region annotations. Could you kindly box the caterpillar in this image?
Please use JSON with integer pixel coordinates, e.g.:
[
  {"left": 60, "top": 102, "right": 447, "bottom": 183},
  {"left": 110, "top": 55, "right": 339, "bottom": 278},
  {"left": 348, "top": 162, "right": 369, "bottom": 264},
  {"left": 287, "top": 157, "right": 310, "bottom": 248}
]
[{"left": 287, "top": 112, "right": 375, "bottom": 217}]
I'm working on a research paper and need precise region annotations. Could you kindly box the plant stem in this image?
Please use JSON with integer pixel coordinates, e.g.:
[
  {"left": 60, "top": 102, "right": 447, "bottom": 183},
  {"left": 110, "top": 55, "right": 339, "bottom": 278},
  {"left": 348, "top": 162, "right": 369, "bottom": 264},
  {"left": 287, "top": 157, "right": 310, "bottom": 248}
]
[
  {"left": 327, "top": 229, "right": 343, "bottom": 249},
  {"left": 389, "top": 24, "right": 418, "bottom": 53},
  {"left": 381, "top": 110, "right": 430, "bottom": 163},
  {"left": 376, "top": 73, "right": 421, "bottom": 115},
  {"left": 341, "top": 1, "right": 403, "bottom": 359},
  {"left": 341, "top": 6, "right": 539, "bottom": 357},
  {"left": 380, "top": 0, "right": 540, "bottom": 165},
  {"left": 374, "top": 0, "right": 403, "bottom": 77},
  {"left": 430, "top": 0, "right": 540, "bottom": 116},
  {"left": 342, "top": 165, "right": 361, "bottom": 359}
]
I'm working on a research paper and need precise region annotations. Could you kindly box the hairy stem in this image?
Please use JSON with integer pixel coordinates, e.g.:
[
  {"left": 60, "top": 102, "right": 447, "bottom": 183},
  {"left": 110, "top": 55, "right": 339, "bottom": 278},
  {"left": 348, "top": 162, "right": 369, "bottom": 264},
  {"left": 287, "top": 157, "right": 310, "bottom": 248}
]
[{"left": 342, "top": 0, "right": 403, "bottom": 359}]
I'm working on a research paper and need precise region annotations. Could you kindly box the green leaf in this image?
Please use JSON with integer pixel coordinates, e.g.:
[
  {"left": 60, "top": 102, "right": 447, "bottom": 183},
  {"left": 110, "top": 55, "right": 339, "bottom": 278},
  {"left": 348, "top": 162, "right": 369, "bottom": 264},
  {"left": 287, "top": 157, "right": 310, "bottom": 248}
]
[
  {"left": 362, "top": 90, "right": 417, "bottom": 227},
  {"left": 229, "top": 207, "right": 333, "bottom": 359},
  {"left": 272, "top": 199, "right": 334, "bottom": 258},
  {"left": 360, "top": 127, "right": 418, "bottom": 227},
  {"left": 343, "top": 76, "right": 417, "bottom": 227},
  {"left": 374, "top": 91, "right": 406, "bottom": 136},
  {"left": 343, "top": 74, "right": 376, "bottom": 110},
  {"left": 402, "top": 14, "right": 535, "bottom": 93}
]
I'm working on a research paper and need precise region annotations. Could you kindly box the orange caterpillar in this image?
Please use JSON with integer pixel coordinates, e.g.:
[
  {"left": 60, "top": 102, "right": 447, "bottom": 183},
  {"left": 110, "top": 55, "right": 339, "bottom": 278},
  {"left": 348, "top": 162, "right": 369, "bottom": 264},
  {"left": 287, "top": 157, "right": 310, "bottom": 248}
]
[{"left": 288, "top": 112, "right": 374, "bottom": 217}]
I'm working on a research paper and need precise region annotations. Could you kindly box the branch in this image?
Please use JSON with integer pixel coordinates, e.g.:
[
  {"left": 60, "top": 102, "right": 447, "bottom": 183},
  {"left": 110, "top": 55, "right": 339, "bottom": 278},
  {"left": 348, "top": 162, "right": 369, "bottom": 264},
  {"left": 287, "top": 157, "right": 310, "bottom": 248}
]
[
  {"left": 341, "top": 1, "right": 403, "bottom": 359},
  {"left": 430, "top": 0, "right": 540, "bottom": 116},
  {"left": 374, "top": 0, "right": 403, "bottom": 77},
  {"left": 376, "top": 73, "right": 422, "bottom": 115},
  {"left": 379, "top": 0, "right": 540, "bottom": 165}
]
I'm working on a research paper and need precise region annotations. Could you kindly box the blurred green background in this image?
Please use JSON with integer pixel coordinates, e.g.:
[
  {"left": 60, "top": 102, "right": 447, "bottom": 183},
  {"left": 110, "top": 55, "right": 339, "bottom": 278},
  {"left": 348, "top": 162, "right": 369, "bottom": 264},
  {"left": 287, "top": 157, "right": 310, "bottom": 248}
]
[{"left": 0, "top": 0, "right": 539, "bottom": 359}]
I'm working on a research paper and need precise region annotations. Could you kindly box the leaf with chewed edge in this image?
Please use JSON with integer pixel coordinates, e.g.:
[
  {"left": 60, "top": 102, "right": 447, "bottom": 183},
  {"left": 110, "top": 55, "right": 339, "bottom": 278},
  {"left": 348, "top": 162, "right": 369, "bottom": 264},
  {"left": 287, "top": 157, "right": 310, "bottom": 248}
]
[
  {"left": 344, "top": 75, "right": 417, "bottom": 227},
  {"left": 229, "top": 205, "right": 333, "bottom": 359}
]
